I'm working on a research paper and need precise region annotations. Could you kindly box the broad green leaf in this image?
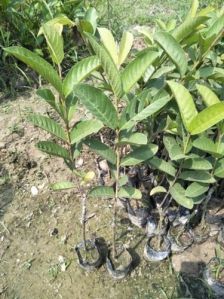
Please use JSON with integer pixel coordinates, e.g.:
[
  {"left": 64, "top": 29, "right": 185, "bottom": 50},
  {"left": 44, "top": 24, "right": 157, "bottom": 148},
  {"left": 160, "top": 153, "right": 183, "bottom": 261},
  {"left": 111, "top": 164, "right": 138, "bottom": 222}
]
[
  {"left": 41, "top": 23, "right": 64, "bottom": 65},
  {"left": 155, "top": 19, "right": 167, "bottom": 30},
  {"left": 120, "top": 144, "right": 158, "bottom": 166},
  {"left": 205, "top": 14, "right": 224, "bottom": 39},
  {"left": 36, "top": 89, "right": 61, "bottom": 116},
  {"left": 214, "top": 158, "right": 224, "bottom": 178},
  {"left": 193, "top": 136, "right": 222, "bottom": 157},
  {"left": 74, "top": 84, "right": 118, "bottom": 129},
  {"left": 163, "top": 136, "right": 185, "bottom": 161},
  {"left": 85, "top": 33, "right": 123, "bottom": 98},
  {"left": 185, "top": 182, "right": 209, "bottom": 198},
  {"left": 137, "top": 27, "right": 153, "bottom": 44},
  {"left": 118, "top": 186, "right": 142, "bottom": 199},
  {"left": 199, "top": 67, "right": 224, "bottom": 83},
  {"left": 84, "top": 7, "right": 98, "bottom": 34},
  {"left": 170, "top": 183, "right": 194, "bottom": 209},
  {"left": 189, "top": 103, "right": 224, "bottom": 135},
  {"left": 66, "top": 94, "right": 78, "bottom": 122},
  {"left": 118, "top": 31, "right": 133, "bottom": 67},
  {"left": 63, "top": 56, "right": 100, "bottom": 97},
  {"left": 36, "top": 141, "right": 70, "bottom": 160},
  {"left": 154, "top": 31, "right": 187, "bottom": 77},
  {"left": 122, "top": 50, "right": 159, "bottom": 93},
  {"left": 150, "top": 186, "right": 167, "bottom": 196},
  {"left": 70, "top": 120, "right": 103, "bottom": 144},
  {"left": 179, "top": 170, "right": 216, "bottom": 183},
  {"left": 196, "top": 84, "right": 220, "bottom": 107},
  {"left": 27, "top": 114, "right": 67, "bottom": 141},
  {"left": 182, "top": 157, "right": 213, "bottom": 170},
  {"left": 147, "top": 157, "right": 176, "bottom": 177},
  {"left": 84, "top": 138, "right": 116, "bottom": 165},
  {"left": 119, "top": 132, "right": 147, "bottom": 145},
  {"left": 89, "top": 186, "right": 114, "bottom": 198},
  {"left": 51, "top": 181, "right": 76, "bottom": 190},
  {"left": 38, "top": 15, "right": 74, "bottom": 30},
  {"left": 119, "top": 175, "right": 129, "bottom": 186},
  {"left": 172, "top": 16, "right": 208, "bottom": 42},
  {"left": 120, "top": 94, "right": 170, "bottom": 130},
  {"left": 98, "top": 27, "right": 118, "bottom": 65},
  {"left": 167, "top": 81, "right": 198, "bottom": 131},
  {"left": 4, "top": 47, "right": 62, "bottom": 93}
]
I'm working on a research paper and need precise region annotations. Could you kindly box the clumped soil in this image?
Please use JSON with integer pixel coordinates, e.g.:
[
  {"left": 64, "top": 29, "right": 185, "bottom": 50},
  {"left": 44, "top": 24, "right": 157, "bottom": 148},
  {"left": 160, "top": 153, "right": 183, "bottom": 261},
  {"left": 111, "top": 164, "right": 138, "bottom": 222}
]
[{"left": 0, "top": 91, "right": 221, "bottom": 299}]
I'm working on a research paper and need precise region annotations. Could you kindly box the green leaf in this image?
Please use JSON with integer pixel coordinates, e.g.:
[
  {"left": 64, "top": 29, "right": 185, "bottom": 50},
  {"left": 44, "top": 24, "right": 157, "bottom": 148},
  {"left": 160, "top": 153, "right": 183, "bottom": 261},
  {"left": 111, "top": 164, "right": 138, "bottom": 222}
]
[
  {"left": 118, "top": 186, "right": 142, "bottom": 199},
  {"left": 74, "top": 84, "right": 118, "bottom": 129},
  {"left": 150, "top": 186, "right": 167, "bottom": 196},
  {"left": 84, "top": 138, "right": 116, "bottom": 165},
  {"left": 4, "top": 47, "right": 62, "bottom": 93},
  {"left": 186, "top": 0, "right": 199, "bottom": 19},
  {"left": 70, "top": 120, "right": 103, "bottom": 144},
  {"left": 185, "top": 182, "right": 209, "bottom": 198},
  {"left": 196, "top": 84, "right": 220, "bottom": 107},
  {"left": 119, "top": 132, "right": 147, "bottom": 145},
  {"left": 36, "top": 141, "right": 70, "bottom": 160},
  {"left": 147, "top": 157, "right": 176, "bottom": 177},
  {"left": 167, "top": 81, "right": 198, "bottom": 131},
  {"left": 172, "top": 16, "right": 208, "bottom": 42},
  {"left": 179, "top": 170, "right": 216, "bottom": 183},
  {"left": 85, "top": 33, "right": 123, "bottom": 98},
  {"left": 38, "top": 15, "right": 74, "bottom": 29},
  {"left": 154, "top": 31, "right": 187, "bottom": 77},
  {"left": 89, "top": 186, "right": 114, "bottom": 198},
  {"left": 193, "top": 136, "right": 219, "bottom": 156},
  {"left": 27, "top": 114, "right": 67, "bottom": 141},
  {"left": 120, "top": 93, "right": 170, "bottom": 130},
  {"left": 84, "top": 7, "right": 98, "bottom": 34},
  {"left": 63, "top": 56, "right": 100, "bottom": 97},
  {"left": 36, "top": 88, "right": 62, "bottom": 116},
  {"left": 214, "top": 158, "right": 224, "bottom": 178},
  {"left": 120, "top": 144, "right": 158, "bottom": 166},
  {"left": 163, "top": 136, "right": 185, "bottom": 160},
  {"left": 199, "top": 67, "right": 224, "bottom": 83},
  {"left": 122, "top": 50, "right": 159, "bottom": 93},
  {"left": 182, "top": 157, "right": 213, "bottom": 170},
  {"left": 51, "top": 181, "right": 76, "bottom": 190},
  {"left": 170, "top": 183, "right": 194, "bottom": 209},
  {"left": 119, "top": 175, "right": 129, "bottom": 186},
  {"left": 98, "top": 27, "right": 118, "bottom": 65},
  {"left": 205, "top": 14, "right": 224, "bottom": 39},
  {"left": 189, "top": 103, "right": 224, "bottom": 135},
  {"left": 41, "top": 23, "right": 64, "bottom": 65},
  {"left": 118, "top": 31, "right": 133, "bottom": 67}
]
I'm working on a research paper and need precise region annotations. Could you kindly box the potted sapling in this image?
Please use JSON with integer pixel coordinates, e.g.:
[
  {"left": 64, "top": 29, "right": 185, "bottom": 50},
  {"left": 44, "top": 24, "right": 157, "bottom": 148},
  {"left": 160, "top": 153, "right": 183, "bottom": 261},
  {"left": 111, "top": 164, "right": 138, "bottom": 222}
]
[{"left": 4, "top": 15, "right": 106, "bottom": 271}]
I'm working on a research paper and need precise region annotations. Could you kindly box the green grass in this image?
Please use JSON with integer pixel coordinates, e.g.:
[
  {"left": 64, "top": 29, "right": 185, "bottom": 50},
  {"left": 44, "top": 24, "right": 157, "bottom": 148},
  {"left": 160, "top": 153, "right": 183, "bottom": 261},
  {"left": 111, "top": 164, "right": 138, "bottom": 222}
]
[{"left": 94, "top": 0, "right": 223, "bottom": 37}]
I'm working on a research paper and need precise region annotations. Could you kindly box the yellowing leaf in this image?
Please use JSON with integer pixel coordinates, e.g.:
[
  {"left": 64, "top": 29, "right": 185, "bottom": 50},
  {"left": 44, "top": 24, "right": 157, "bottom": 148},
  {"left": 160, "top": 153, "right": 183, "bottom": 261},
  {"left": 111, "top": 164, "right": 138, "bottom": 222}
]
[
  {"left": 118, "top": 31, "right": 133, "bottom": 67},
  {"left": 98, "top": 27, "right": 118, "bottom": 66}
]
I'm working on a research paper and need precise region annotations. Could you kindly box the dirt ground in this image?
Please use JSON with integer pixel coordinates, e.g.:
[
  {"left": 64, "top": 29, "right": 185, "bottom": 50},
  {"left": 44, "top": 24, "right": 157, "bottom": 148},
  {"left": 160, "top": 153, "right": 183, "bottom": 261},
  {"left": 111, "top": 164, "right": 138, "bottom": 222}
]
[{"left": 0, "top": 91, "right": 222, "bottom": 299}]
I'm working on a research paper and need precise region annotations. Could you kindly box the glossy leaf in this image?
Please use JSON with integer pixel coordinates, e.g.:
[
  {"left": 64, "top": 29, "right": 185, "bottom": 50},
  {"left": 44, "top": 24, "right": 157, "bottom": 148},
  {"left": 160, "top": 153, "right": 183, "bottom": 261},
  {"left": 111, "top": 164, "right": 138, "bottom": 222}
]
[
  {"left": 185, "top": 182, "right": 209, "bottom": 198},
  {"left": 4, "top": 47, "right": 62, "bottom": 93},
  {"left": 51, "top": 181, "right": 76, "bottom": 190},
  {"left": 74, "top": 84, "right": 118, "bottom": 129},
  {"left": 196, "top": 84, "right": 220, "bottom": 107},
  {"left": 118, "top": 31, "right": 133, "bottom": 67},
  {"left": 214, "top": 158, "right": 224, "bottom": 178},
  {"left": 63, "top": 56, "right": 100, "bottom": 97},
  {"left": 85, "top": 33, "right": 123, "bottom": 98},
  {"left": 167, "top": 81, "right": 198, "bottom": 131},
  {"left": 84, "top": 138, "right": 116, "bottom": 165},
  {"left": 98, "top": 27, "right": 118, "bottom": 65},
  {"left": 118, "top": 186, "right": 142, "bottom": 199},
  {"left": 89, "top": 186, "right": 114, "bottom": 198},
  {"left": 150, "top": 186, "right": 167, "bottom": 196},
  {"left": 193, "top": 136, "right": 221, "bottom": 157},
  {"left": 70, "top": 120, "right": 103, "bottom": 144},
  {"left": 120, "top": 94, "right": 170, "bottom": 130},
  {"left": 119, "top": 132, "right": 147, "bottom": 145},
  {"left": 154, "top": 31, "right": 187, "bottom": 77},
  {"left": 147, "top": 157, "right": 176, "bottom": 177},
  {"left": 170, "top": 183, "right": 194, "bottom": 209},
  {"left": 120, "top": 144, "right": 158, "bottom": 166},
  {"left": 182, "top": 157, "right": 213, "bottom": 170},
  {"left": 189, "top": 103, "right": 224, "bottom": 135},
  {"left": 36, "top": 141, "right": 70, "bottom": 160},
  {"left": 27, "top": 114, "right": 67, "bottom": 141},
  {"left": 122, "top": 50, "right": 159, "bottom": 93},
  {"left": 163, "top": 136, "right": 185, "bottom": 160},
  {"left": 179, "top": 170, "right": 216, "bottom": 183}
]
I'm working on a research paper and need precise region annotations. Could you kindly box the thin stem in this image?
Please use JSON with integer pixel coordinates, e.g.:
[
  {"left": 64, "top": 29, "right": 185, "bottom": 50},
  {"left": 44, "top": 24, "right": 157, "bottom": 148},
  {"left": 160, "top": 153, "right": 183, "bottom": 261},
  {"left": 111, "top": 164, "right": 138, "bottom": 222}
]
[{"left": 82, "top": 194, "right": 87, "bottom": 251}]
